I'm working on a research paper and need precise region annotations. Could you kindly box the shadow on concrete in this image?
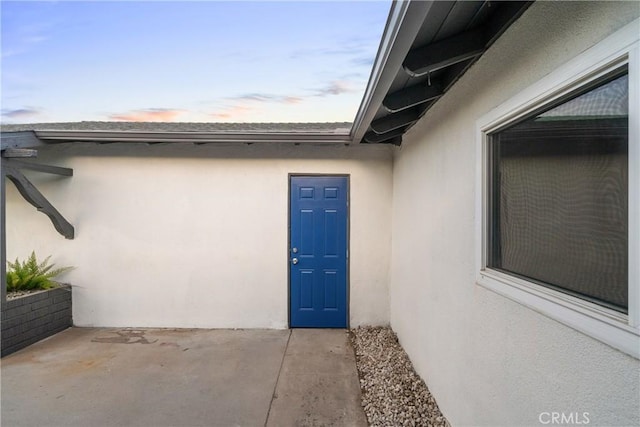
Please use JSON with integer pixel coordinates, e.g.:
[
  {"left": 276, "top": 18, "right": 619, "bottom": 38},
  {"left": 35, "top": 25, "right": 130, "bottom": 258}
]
[{"left": 1, "top": 327, "right": 367, "bottom": 427}]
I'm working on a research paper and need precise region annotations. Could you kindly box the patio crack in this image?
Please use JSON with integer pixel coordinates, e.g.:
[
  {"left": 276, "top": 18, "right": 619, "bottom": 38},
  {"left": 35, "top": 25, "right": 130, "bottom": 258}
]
[{"left": 264, "top": 329, "right": 292, "bottom": 427}]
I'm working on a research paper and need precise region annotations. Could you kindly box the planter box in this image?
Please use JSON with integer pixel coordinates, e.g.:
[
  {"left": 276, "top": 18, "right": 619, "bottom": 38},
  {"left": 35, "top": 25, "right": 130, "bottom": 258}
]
[{"left": 1, "top": 286, "right": 72, "bottom": 357}]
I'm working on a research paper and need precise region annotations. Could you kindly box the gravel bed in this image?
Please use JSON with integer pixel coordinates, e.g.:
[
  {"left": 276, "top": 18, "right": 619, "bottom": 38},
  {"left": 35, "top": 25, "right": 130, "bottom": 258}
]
[
  {"left": 5, "top": 284, "right": 69, "bottom": 301},
  {"left": 350, "top": 326, "right": 449, "bottom": 427},
  {"left": 6, "top": 289, "right": 49, "bottom": 300}
]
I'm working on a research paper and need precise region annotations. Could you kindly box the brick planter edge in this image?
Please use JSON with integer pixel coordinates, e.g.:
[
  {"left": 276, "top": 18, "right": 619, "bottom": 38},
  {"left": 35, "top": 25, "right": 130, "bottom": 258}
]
[{"left": 1, "top": 286, "right": 72, "bottom": 357}]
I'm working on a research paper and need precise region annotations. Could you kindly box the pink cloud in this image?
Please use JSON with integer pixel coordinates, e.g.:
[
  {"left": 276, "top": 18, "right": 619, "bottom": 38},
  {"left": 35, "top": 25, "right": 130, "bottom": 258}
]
[
  {"left": 315, "top": 80, "right": 357, "bottom": 97},
  {"left": 283, "top": 96, "right": 303, "bottom": 104},
  {"left": 1, "top": 108, "right": 42, "bottom": 120},
  {"left": 209, "top": 104, "right": 254, "bottom": 120},
  {"left": 229, "top": 93, "right": 304, "bottom": 105},
  {"left": 109, "top": 108, "right": 183, "bottom": 122},
  {"left": 208, "top": 93, "right": 304, "bottom": 121}
]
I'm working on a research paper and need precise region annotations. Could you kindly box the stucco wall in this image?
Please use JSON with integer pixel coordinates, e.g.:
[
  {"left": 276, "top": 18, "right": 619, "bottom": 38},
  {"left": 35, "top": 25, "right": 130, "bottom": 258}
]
[
  {"left": 390, "top": 2, "right": 640, "bottom": 426},
  {"left": 6, "top": 143, "right": 392, "bottom": 329}
]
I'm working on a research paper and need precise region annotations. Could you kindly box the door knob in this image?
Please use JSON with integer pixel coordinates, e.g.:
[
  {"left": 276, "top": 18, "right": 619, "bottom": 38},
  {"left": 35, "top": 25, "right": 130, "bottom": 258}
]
[{"left": 292, "top": 258, "right": 298, "bottom": 264}]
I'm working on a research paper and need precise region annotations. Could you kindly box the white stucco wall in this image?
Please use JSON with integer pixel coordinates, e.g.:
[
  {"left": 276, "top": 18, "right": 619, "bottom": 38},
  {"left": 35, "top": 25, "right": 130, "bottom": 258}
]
[
  {"left": 6, "top": 143, "right": 392, "bottom": 329},
  {"left": 390, "top": 2, "right": 640, "bottom": 427}
]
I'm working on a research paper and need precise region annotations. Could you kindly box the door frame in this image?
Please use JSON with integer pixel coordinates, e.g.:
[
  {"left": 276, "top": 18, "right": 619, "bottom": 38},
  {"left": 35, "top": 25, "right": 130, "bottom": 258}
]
[{"left": 287, "top": 173, "right": 351, "bottom": 328}]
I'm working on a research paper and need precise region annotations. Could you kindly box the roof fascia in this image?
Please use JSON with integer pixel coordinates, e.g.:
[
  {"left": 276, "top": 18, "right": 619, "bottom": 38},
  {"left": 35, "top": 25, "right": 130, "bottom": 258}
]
[
  {"left": 350, "top": 0, "right": 436, "bottom": 143},
  {"left": 28, "top": 130, "right": 353, "bottom": 145},
  {"left": 0, "top": 131, "right": 45, "bottom": 150}
]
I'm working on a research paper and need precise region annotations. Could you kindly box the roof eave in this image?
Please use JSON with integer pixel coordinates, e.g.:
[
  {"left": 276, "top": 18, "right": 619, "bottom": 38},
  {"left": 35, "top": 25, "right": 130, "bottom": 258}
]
[
  {"left": 28, "top": 130, "right": 353, "bottom": 145},
  {"left": 350, "top": 0, "right": 435, "bottom": 144}
]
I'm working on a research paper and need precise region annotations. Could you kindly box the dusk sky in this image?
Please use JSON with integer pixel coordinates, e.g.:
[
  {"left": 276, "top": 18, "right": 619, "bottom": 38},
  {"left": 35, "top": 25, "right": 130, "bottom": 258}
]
[{"left": 1, "top": 1, "right": 390, "bottom": 124}]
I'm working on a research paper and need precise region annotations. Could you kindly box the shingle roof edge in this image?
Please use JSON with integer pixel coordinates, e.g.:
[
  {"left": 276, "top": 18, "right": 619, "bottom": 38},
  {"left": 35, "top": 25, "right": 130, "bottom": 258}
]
[{"left": 0, "top": 121, "right": 352, "bottom": 133}]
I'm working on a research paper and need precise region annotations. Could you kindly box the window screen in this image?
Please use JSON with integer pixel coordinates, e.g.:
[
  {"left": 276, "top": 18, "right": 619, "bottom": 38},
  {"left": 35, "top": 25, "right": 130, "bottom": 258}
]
[{"left": 488, "top": 71, "right": 628, "bottom": 312}]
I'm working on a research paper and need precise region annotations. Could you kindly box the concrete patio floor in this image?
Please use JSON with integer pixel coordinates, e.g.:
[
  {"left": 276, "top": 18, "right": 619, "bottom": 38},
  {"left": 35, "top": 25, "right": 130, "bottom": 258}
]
[{"left": 1, "top": 328, "right": 368, "bottom": 427}]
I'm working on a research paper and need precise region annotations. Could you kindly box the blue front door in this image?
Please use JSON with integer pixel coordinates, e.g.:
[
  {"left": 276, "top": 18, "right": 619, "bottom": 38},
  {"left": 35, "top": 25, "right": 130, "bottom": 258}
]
[{"left": 290, "top": 176, "right": 348, "bottom": 328}]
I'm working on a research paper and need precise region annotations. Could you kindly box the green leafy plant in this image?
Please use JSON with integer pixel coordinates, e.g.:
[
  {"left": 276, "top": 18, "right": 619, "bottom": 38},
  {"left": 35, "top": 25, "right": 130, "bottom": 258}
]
[{"left": 6, "top": 252, "right": 73, "bottom": 292}]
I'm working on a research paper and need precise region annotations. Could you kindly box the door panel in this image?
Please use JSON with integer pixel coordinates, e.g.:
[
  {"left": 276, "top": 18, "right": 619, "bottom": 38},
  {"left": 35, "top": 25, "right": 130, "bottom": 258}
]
[{"left": 290, "top": 176, "right": 348, "bottom": 328}]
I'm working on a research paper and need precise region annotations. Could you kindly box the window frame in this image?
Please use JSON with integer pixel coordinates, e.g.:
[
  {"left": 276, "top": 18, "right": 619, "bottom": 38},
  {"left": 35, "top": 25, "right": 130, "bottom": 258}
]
[{"left": 475, "top": 18, "right": 639, "bottom": 358}]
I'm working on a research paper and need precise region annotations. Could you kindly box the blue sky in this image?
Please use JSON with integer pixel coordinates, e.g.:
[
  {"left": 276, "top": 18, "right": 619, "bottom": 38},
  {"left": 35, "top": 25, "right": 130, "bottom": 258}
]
[{"left": 1, "top": 1, "right": 390, "bottom": 124}]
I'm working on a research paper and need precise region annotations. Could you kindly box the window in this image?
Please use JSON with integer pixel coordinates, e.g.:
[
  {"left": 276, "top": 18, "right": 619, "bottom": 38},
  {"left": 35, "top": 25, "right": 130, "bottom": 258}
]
[
  {"left": 476, "top": 19, "right": 639, "bottom": 358},
  {"left": 489, "top": 71, "right": 629, "bottom": 312}
]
